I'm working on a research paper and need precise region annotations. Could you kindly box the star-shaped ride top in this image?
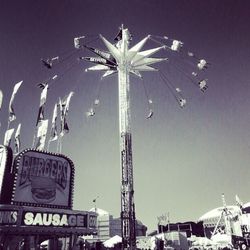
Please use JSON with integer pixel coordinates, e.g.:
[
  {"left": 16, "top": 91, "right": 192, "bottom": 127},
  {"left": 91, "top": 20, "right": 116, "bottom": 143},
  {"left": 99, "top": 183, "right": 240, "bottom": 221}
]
[{"left": 82, "top": 27, "right": 168, "bottom": 79}]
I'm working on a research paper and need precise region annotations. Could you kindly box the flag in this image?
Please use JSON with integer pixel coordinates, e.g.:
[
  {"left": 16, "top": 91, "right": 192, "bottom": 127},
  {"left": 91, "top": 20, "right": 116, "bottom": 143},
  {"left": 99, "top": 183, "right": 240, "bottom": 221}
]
[
  {"left": 49, "top": 103, "right": 58, "bottom": 142},
  {"left": 4, "top": 128, "right": 15, "bottom": 146},
  {"left": 0, "top": 89, "right": 3, "bottom": 111},
  {"left": 93, "top": 196, "right": 99, "bottom": 203},
  {"left": 236, "top": 195, "right": 243, "bottom": 207},
  {"left": 114, "top": 27, "right": 122, "bottom": 41},
  {"left": 36, "top": 119, "right": 48, "bottom": 150},
  {"left": 59, "top": 92, "right": 74, "bottom": 137},
  {"left": 14, "top": 123, "right": 21, "bottom": 154},
  {"left": 36, "top": 84, "right": 48, "bottom": 126},
  {"left": 58, "top": 98, "right": 66, "bottom": 135},
  {"left": 8, "top": 81, "right": 23, "bottom": 122},
  {"left": 157, "top": 214, "right": 169, "bottom": 226}
]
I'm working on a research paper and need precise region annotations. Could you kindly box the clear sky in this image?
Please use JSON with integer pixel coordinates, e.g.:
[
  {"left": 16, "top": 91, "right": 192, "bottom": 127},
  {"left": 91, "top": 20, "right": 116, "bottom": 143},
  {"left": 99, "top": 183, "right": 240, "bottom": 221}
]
[{"left": 1, "top": 0, "right": 250, "bottom": 232}]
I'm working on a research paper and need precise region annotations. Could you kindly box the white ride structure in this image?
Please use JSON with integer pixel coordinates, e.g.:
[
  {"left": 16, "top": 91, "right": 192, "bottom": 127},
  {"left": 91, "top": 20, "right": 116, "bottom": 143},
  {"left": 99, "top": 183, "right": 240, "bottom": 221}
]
[
  {"left": 196, "top": 194, "right": 250, "bottom": 250},
  {"left": 81, "top": 25, "right": 167, "bottom": 249}
]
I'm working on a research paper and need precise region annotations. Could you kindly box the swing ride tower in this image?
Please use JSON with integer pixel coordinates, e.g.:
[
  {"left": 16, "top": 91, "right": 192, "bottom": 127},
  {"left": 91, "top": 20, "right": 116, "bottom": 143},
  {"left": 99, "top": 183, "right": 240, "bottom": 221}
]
[
  {"left": 81, "top": 25, "right": 167, "bottom": 249},
  {"left": 115, "top": 28, "right": 136, "bottom": 249}
]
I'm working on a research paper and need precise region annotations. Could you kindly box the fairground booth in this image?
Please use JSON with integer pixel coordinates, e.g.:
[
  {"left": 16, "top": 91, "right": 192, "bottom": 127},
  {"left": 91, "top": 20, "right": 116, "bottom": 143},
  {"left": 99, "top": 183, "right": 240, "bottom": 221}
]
[{"left": 0, "top": 145, "right": 97, "bottom": 250}]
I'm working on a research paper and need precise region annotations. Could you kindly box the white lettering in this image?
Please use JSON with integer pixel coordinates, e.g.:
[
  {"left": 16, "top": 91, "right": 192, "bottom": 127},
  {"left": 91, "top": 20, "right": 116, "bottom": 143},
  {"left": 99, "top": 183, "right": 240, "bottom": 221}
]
[
  {"left": 90, "top": 57, "right": 106, "bottom": 63},
  {"left": 59, "top": 214, "right": 68, "bottom": 226},
  {"left": 22, "top": 212, "right": 88, "bottom": 227},
  {"left": 43, "top": 213, "right": 52, "bottom": 226},
  {"left": 52, "top": 214, "right": 60, "bottom": 226},
  {"left": 0, "top": 211, "right": 18, "bottom": 224},
  {"left": 24, "top": 212, "right": 34, "bottom": 225},
  {"left": 12, "top": 211, "right": 18, "bottom": 223},
  {"left": 33, "top": 213, "right": 43, "bottom": 226},
  {"left": 94, "top": 49, "right": 110, "bottom": 59}
]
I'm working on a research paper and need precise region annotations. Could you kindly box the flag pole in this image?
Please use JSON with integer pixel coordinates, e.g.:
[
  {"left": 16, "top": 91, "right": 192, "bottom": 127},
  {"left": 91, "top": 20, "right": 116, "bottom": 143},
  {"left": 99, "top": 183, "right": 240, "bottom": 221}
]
[
  {"left": 47, "top": 139, "right": 51, "bottom": 152},
  {"left": 7, "top": 120, "right": 10, "bottom": 131},
  {"left": 56, "top": 135, "right": 60, "bottom": 153},
  {"left": 32, "top": 128, "right": 37, "bottom": 148},
  {"left": 60, "top": 136, "right": 63, "bottom": 153}
]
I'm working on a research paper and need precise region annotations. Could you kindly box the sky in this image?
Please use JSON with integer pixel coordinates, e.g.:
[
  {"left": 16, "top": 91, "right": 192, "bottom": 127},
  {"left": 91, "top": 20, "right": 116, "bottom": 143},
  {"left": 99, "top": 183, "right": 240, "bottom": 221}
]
[{"left": 1, "top": 0, "right": 250, "bottom": 232}]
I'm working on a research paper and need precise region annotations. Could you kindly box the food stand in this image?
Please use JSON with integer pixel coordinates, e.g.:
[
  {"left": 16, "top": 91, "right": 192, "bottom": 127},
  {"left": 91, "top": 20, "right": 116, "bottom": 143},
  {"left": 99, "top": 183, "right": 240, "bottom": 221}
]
[{"left": 0, "top": 145, "right": 97, "bottom": 250}]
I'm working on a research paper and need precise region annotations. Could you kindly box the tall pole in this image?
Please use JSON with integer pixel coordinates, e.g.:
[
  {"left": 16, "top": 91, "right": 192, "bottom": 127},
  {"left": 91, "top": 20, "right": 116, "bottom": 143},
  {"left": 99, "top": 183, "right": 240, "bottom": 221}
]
[
  {"left": 82, "top": 26, "right": 166, "bottom": 249},
  {"left": 117, "top": 28, "right": 136, "bottom": 249}
]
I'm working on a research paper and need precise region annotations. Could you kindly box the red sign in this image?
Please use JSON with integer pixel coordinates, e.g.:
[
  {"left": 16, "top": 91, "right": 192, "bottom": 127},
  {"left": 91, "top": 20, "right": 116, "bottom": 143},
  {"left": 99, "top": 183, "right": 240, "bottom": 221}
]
[{"left": 12, "top": 149, "right": 74, "bottom": 209}]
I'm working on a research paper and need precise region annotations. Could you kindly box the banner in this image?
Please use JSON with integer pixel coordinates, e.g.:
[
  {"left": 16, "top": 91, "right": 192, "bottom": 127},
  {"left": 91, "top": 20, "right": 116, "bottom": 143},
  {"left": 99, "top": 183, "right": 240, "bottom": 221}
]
[
  {"left": 4, "top": 128, "right": 15, "bottom": 146},
  {"left": 236, "top": 195, "right": 243, "bottom": 207},
  {"left": 49, "top": 103, "right": 58, "bottom": 142},
  {"left": 8, "top": 81, "right": 23, "bottom": 122},
  {"left": 36, "top": 119, "right": 48, "bottom": 150},
  {"left": 14, "top": 123, "right": 21, "bottom": 154},
  {"left": 36, "top": 84, "right": 48, "bottom": 126},
  {"left": 59, "top": 92, "right": 74, "bottom": 137}
]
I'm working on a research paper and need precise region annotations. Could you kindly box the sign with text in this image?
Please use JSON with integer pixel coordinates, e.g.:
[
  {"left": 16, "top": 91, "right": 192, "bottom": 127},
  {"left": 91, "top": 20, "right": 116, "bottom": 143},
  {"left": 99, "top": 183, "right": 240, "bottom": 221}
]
[
  {"left": 12, "top": 150, "right": 74, "bottom": 208},
  {"left": 22, "top": 211, "right": 87, "bottom": 227},
  {"left": 0, "top": 209, "right": 18, "bottom": 225},
  {"left": 0, "top": 204, "right": 97, "bottom": 234}
]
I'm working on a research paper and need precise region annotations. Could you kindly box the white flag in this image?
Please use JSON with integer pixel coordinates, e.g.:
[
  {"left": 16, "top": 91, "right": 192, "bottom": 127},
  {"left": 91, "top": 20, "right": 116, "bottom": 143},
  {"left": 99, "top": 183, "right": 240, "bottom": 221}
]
[
  {"left": 14, "top": 123, "right": 21, "bottom": 154},
  {"left": 36, "top": 84, "right": 48, "bottom": 126},
  {"left": 60, "top": 91, "right": 74, "bottom": 137},
  {"left": 59, "top": 98, "right": 69, "bottom": 137},
  {"left": 4, "top": 128, "right": 15, "bottom": 146},
  {"left": 64, "top": 91, "right": 74, "bottom": 116},
  {"left": 49, "top": 103, "right": 58, "bottom": 142},
  {"left": 8, "top": 81, "right": 23, "bottom": 122},
  {"left": 236, "top": 195, "right": 243, "bottom": 207},
  {"left": 36, "top": 119, "right": 48, "bottom": 150}
]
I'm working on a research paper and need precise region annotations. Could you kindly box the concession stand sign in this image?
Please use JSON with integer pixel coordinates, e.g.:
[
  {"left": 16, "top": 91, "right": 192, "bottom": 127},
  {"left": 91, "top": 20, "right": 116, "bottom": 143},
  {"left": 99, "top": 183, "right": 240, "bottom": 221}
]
[
  {"left": 0, "top": 204, "right": 97, "bottom": 235},
  {"left": 11, "top": 149, "right": 74, "bottom": 209},
  {"left": 0, "top": 148, "right": 97, "bottom": 246}
]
